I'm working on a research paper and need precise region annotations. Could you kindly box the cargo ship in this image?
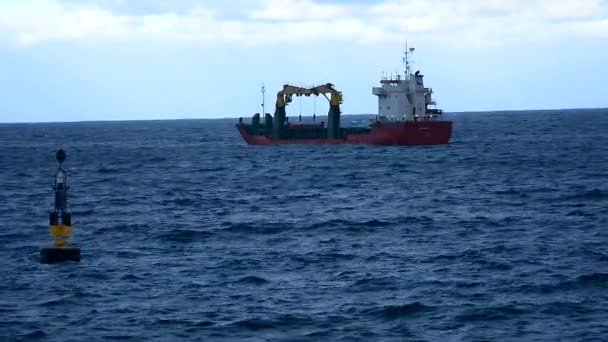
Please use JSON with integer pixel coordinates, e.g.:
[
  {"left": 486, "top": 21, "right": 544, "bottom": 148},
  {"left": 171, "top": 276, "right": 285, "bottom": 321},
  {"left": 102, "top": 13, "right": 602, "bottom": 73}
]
[{"left": 236, "top": 46, "right": 452, "bottom": 145}]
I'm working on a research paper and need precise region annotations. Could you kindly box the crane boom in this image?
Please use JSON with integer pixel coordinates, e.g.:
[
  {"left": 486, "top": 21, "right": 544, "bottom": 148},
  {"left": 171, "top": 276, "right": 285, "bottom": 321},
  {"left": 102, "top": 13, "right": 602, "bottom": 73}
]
[
  {"left": 272, "top": 82, "right": 343, "bottom": 140},
  {"left": 276, "top": 83, "right": 343, "bottom": 108}
]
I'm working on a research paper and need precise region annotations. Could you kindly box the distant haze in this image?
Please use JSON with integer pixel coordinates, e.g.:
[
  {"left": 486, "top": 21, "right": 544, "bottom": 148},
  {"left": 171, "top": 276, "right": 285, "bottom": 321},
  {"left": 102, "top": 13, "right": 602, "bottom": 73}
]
[{"left": 1, "top": 0, "right": 607, "bottom": 123}]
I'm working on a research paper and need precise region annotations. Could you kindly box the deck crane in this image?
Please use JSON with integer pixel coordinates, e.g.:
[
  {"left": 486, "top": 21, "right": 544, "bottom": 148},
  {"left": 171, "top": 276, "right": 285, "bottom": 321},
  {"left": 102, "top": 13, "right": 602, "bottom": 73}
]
[{"left": 274, "top": 83, "right": 343, "bottom": 139}]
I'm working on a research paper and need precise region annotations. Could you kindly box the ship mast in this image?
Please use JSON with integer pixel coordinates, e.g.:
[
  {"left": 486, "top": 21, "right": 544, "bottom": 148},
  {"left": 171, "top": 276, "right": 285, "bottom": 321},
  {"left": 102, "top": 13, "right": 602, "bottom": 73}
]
[
  {"left": 261, "top": 83, "right": 266, "bottom": 124},
  {"left": 403, "top": 30, "right": 414, "bottom": 78}
]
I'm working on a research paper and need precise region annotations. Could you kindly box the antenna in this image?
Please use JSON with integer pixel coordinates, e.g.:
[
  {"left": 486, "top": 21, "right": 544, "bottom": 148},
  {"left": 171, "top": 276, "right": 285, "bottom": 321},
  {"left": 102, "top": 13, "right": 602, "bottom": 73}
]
[
  {"left": 405, "top": 24, "right": 408, "bottom": 56},
  {"left": 403, "top": 25, "right": 414, "bottom": 77},
  {"left": 261, "top": 83, "right": 265, "bottom": 123}
]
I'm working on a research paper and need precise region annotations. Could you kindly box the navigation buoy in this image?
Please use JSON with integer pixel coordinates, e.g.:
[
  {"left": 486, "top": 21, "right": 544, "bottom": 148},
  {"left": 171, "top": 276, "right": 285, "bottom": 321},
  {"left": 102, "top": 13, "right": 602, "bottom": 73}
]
[{"left": 40, "top": 148, "right": 81, "bottom": 264}]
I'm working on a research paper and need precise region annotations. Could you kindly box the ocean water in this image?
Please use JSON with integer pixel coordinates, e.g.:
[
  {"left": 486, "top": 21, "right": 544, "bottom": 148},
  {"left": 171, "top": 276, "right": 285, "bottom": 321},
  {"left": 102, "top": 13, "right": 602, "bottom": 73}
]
[{"left": 0, "top": 109, "right": 607, "bottom": 341}]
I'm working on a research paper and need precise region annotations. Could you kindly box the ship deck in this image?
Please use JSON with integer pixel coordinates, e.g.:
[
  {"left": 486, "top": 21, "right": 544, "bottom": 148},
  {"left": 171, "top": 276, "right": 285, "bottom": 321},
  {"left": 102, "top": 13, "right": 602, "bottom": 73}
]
[{"left": 242, "top": 124, "right": 371, "bottom": 140}]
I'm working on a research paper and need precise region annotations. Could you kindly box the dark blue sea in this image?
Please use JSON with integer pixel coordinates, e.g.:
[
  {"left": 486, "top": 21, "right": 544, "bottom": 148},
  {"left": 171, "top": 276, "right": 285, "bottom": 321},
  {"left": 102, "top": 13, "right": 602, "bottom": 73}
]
[{"left": 1, "top": 109, "right": 607, "bottom": 341}]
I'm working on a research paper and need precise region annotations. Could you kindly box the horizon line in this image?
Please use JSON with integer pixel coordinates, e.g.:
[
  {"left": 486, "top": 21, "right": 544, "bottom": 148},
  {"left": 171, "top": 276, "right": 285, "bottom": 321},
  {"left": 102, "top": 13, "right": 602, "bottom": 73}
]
[{"left": 1, "top": 107, "right": 606, "bottom": 125}]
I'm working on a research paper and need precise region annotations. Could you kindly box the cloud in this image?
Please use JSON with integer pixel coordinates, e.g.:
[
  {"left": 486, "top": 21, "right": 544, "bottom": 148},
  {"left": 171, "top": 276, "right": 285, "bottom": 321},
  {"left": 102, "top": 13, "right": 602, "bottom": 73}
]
[
  {"left": 0, "top": 0, "right": 131, "bottom": 45},
  {"left": 0, "top": 0, "right": 606, "bottom": 47},
  {"left": 538, "top": 0, "right": 604, "bottom": 21},
  {"left": 250, "top": 0, "right": 351, "bottom": 21}
]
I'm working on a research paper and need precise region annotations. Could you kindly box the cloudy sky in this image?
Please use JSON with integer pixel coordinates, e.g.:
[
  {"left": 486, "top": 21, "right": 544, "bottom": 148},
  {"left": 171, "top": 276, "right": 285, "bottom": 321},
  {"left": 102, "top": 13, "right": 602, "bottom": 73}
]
[{"left": 1, "top": 0, "right": 607, "bottom": 122}]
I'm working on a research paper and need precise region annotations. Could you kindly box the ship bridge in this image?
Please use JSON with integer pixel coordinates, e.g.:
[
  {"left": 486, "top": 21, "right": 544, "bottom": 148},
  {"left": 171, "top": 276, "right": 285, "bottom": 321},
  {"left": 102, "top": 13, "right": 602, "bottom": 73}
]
[{"left": 373, "top": 47, "right": 443, "bottom": 121}]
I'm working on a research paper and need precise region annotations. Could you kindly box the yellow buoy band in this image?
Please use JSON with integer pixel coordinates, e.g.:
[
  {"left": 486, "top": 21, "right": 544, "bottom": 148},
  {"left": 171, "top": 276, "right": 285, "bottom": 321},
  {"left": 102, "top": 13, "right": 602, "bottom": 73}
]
[{"left": 50, "top": 224, "right": 72, "bottom": 237}]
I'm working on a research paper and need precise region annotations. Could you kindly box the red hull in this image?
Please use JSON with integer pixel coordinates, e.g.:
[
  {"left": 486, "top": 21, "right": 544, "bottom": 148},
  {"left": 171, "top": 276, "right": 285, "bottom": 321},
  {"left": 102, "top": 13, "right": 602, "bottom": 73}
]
[{"left": 236, "top": 121, "right": 452, "bottom": 145}]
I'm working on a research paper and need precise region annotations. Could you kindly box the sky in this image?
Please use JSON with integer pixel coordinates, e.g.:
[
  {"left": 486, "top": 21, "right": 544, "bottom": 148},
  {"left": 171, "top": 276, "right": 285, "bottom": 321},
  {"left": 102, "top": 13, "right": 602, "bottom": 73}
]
[{"left": 0, "top": 0, "right": 607, "bottom": 123}]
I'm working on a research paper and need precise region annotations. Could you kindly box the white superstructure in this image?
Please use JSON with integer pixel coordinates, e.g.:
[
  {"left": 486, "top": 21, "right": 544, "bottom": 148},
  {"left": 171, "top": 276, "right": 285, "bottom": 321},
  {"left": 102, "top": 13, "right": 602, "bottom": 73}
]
[{"left": 372, "top": 46, "right": 442, "bottom": 122}]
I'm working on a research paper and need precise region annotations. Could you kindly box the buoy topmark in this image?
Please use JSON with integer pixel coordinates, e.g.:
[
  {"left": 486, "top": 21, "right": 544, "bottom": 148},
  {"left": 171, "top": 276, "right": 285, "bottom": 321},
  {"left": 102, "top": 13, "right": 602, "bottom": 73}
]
[{"left": 40, "top": 148, "right": 80, "bottom": 264}]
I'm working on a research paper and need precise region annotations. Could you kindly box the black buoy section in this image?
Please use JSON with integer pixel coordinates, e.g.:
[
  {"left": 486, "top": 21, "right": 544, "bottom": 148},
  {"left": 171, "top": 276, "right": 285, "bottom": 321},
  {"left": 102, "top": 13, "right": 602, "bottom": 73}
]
[
  {"left": 40, "top": 148, "right": 81, "bottom": 264},
  {"left": 40, "top": 247, "right": 81, "bottom": 263}
]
